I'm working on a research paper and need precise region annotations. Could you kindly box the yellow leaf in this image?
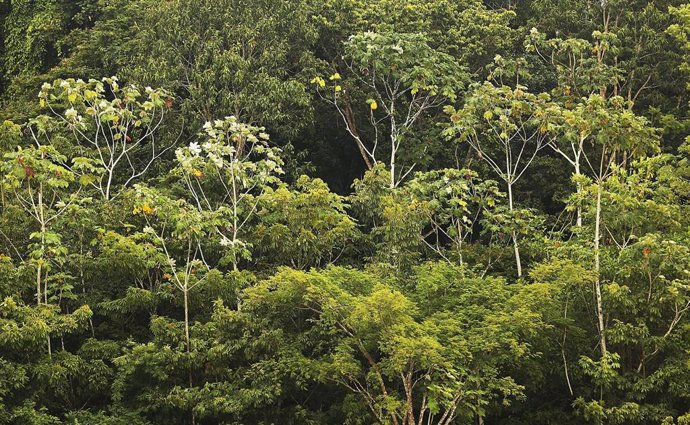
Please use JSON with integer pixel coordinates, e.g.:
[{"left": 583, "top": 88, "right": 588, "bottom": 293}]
[
  {"left": 335, "top": 85, "right": 342, "bottom": 92},
  {"left": 68, "top": 93, "right": 77, "bottom": 102},
  {"left": 370, "top": 100, "right": 378, "bottom": 110}
]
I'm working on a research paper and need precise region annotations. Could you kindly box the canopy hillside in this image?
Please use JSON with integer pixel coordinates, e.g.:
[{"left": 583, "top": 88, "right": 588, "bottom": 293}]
[{"left": 2, "top": 1, "right": 690, "bottom": 424}]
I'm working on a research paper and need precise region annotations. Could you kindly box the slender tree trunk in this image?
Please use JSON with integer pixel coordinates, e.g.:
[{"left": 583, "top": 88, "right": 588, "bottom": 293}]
[
  {"left": 183, "top": 287, "right": 190, "bottom": 353},
  {"left": 390, "top": 148, "right": 396, "bottom": 188},
  {"left": 357, "top": 341, "right": 399, "bottom": 425},
  {"left": 183, "top": 286, "right": 195, "bottom": 425},
  {"left": 512, "top": 231, "right": 522, "bottom": 277},
  {"left": 390, "top": 104, "right": 397, "bottom": 189},
  {"left": 404, "top": 375, "right": 415, "bottom": 425},
  {"left": 44, "top": 268, "right": 49, "bottom": 305},
  {"left": 562, "top": 296, "right": 574, "bottom": 396},
  {"left": 37, "top": 185, "right": 45, "bottom": 305},
  {"left": 231, "top": 166, "right": 239, "bottom": 271},
  {"left": 232, "top": 226, "right": 238, "bottom": 272},
  {"left": 574, "top": 153, "right": 583, "bottom": 227},
  {"left": 456, "top": 223, "right": 463, "bottom": 266},
  {"left": 343, "top": 98, "right": 374, "bottom": 170},
  {"left": 36, "top": 261, "right": 42, "bottom": 305},
  {"left": 390, "top": 133, "right": 397, "bottom": 189},
  {"left": 507, "top": 182, "right": 522, "bottom": 277},
  {"left": 594, "top": 180, "right": 607, "bottom": 356},
  {"left": 105, "top": 169, "right": 113, "bottom": 201}
]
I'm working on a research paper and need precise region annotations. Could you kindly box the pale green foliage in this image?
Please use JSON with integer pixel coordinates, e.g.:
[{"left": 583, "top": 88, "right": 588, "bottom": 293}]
[
  {"left": 344, "top": 32, "right": 466, "bottom": 102},
  {"left": 406, "top": 168, "right": 502, "bottom": 263},
  {"left": 38, "top": 77, "right": 174, "bottom": 199},
  {"left": 175, "top": 116, "right": 284, "bottom": 267},
  {"left": 559, "top": 95, "right": 658, "bottom": 159},
  {"left": 133, "top": 185, "right": 218, "bottom": 273},
  {"left": 246, "top": 263, "right": 547, "bottom": 423},
  {"left": 316, "top": 0, "right": 515, "bottom": 67},
  {"left": 445, "top": 83, "right": 560, "bottom": 169},
  {"left": 0, "top": 296, "right": 92, "bottom": 352},
  {"left": 314, "top": 32, "right": 466, "bottom": 185},
  {"left": 1, "top": 139, "right": 99, "bottom": 304},
  {"left": 445, "top": 82, "right": 559, "bottom": 276},
  {"left": 526, "top": 28, "right": 623, "bottom": 96},
  {"left": 253, "top": 175, "right": 356, "bottom": 269}
]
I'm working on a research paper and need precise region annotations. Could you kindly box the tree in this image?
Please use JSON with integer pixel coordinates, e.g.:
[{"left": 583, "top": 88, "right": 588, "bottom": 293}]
[
  {"left": 252, "top": 175, "right": 357, "bottom": 269},
  {"left": 406, "top": 168, "right": 502, "bottom": 265},
  {"left": 314, "top": 32, "right": 466, "bottom": 187},
  {"left": 0, "top": 0, "right": 104, "bottom": 120},
  {"left": 1, "top": 119, "right": 99, "bottom": 306},
  {"left": 116, "top": 0, "right": 322, "bottom": 140},
  {"left": 445, "top": 82, "right": 560, "bottom": 277},
  {"left": 38, "top": 77, "right": 176, "bottom": 200},
  {"left": 561, "top": 154, "right": 690, "bottom": 423},
  {"left": 174, "top": 116, "right": 284, "bottom": 270},
  {"left": 132, "top": 185, "right": 218, "bottom": 354},
  {"left": 566, "top": 95, "right": 658, "bottom": 357},
  {"left": 524, "top": 0, "right": 687, "bottom": 108},
  {"left": 246, "top": 263, "right": 549, "bottom": 424},
  {"left": 315, "top": 0, "right": 516, "bottom": 71},
  {"left": 349, "top": 165, "right": 426, "bottom": 271}
]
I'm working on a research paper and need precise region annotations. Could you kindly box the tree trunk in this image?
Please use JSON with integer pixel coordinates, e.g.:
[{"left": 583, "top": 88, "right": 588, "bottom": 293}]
[
  {"left": 594, "top": 181, "right": 607, "bottom": 356},
  {"left": 390, "top": 154, "right": 396, "bottom": 188},
  {"left": 37, "top": 185, "right": 45, "bottom": 305},
  {"left": 36, "top": 262, "right": 42, "bottom": 305},
  {"left": 574, "top": 155, "right": 582, "bottom": 227},
  {"left": 105, "top": 169, "right": 114, "bottom": 201},
  {"left": 183, "top": 288, "right": 191, "bottom": 353},
  {"left": 390, "top": 103, "right": 397, "bottom": 189},
  {"left": 390, "top": 134, "right": 397, "bottom": 189},
  {"left": 507, "top": 182, "right": 522, "bottom": 277},
  {"left": 456, "top": 222, "right": 464, "bottom": 266},
  {"left": 343, "top": 97, "right": 374, "bottom": 170},
  {"left": 183, "top": 287, "right": 195, "bottom": 425}
]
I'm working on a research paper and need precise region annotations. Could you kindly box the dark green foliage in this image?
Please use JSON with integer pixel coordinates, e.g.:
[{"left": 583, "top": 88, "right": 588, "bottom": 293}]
[{"left": 2, "top": 0, "right": 690, "bottom": 424}]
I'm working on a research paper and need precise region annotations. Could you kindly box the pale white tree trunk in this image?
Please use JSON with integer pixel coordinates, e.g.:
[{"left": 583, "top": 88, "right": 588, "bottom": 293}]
[
  {"left": 574, "top": 155, "right": 583, "bottom": 227},
  {"left": 507, "top": 180, "right": 522, "bottom": 277},
  {"left": 594, "top": 180, "right": 607, "bottom": 355}
]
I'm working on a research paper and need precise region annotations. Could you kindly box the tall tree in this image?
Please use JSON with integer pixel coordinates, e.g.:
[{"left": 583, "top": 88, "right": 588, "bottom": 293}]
[
  {"left": 38, "top": 77, "right": 175, "bottom": 200},
  {"left": 445, "top": 83, "right": 559, "bottom": 276},
  {"left": 314, "top": 32, "right": 466, "bottom": 187},
  {"left": 567, "top": 95, "right": 657, "bottom": 356},
  {"left": 174, "top": 116, "right": 284, "bottom": 270}
]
